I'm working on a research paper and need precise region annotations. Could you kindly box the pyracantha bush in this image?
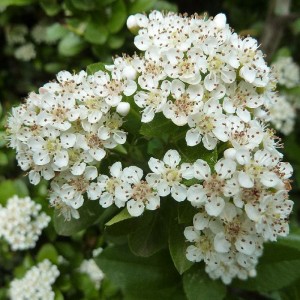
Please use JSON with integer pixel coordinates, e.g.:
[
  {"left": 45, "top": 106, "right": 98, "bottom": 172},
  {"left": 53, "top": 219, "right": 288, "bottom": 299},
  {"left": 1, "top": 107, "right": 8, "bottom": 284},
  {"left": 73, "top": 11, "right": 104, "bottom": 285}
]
[{"left": 7, "top": 11, "right": 294, "bottom": 284}]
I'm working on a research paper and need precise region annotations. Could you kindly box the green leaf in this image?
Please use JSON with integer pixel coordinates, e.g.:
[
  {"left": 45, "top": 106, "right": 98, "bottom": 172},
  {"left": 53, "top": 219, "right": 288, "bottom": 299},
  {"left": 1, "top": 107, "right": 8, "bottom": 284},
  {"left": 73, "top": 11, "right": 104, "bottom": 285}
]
[
  {"left": 0, "top": 179, "right": 28, "bottom": 205},
  {"left": 233, "top": 243, "right": 300, "bottom": 292},
  {"left": 37, "top": 243, "right": 59, "bottom": 264},
  {"left": 0, "top": 0, "right": 34, "bottom": 6},
  {"left": 58, "top": 32, "right": 85, "bottom": 57},
  {"left": 183, "top": 266, "right": 226, "bottom": 300},
  {"left": 153, "top": 0, "right": 178, "bottom": 11},
  {"left": 0, "top": 152, "right": 8, "bottom": 166},
  {"left": 71, "top": 0, "right": 95, "bottom": 10},
  {"left": 53, "top": 200, "right": 103, "bottom": 236},
  {"left": 140, "top": 112, "right": 178, "bottom": 140},
  {"left": 107, "top": 34, "right": 125, "bottom": 49},
  {"left": 106, "top": 208, "right": 133, "bottom": 226},
  {"left": 177, "top": 139, "right": 218, "bottom": 168},
  {"left": 40, "top": 0, "right": 61, "bottom": 16},
  {"left": 46, "top": 23, "right": 68, "bottom": 43},
  {"left": 129, "top": 0, "right": 157, "bottom": 14},
  {"left": 169, "top": 218, "right": 193, "bottom": 274},
  {"left": 177, "top": 202, "right": 198, "bottom": 224},
  {"left": 96, "top": 244, "right": 180, "bottom": 293},
  {"left": 128, "top": 211, "right": 167, "bottom": 257},
  {"left": 108, "top": 0, "right": 127, "bottom": 33},
  {"left": 84, "top": 21, "right": 108, "bottom": 45},
  {"left": 86, "top": 62, "right": 107, "bottom": 75}
]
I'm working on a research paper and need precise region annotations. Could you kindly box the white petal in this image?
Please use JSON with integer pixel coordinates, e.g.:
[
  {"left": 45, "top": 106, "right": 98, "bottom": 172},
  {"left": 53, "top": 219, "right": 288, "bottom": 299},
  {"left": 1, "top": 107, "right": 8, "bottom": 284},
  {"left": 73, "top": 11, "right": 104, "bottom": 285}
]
[
  {"left": 193, "top": 159, "right": 211, "bottom": 180},
  {"left": 163, "top": 149, "right": 181, "bottom": 168},
  {"left": 99, "top": 192, "right": 114, "bottom": 208},
  {"left": 186, "top": 128, "right": 201, "bottom": 146},
  {"left": 53, "top": 150, "right": 69, "bottom": 168},
  {"left": 89, "top": 148, "right": 106, "bottom": 161},
  {"left": 148, "top": 157, "right": 165, "bottom": 174},
  {"left": 205, "top": 196, "right": 225, "bottom": 216},
  {"left": 124, "top": 80, "right": 137, "bottom": 96},
  {"left": 33, "top": 151, "right": 50, "bottom": 165},
  {"left": 184, "top": 226, "right": 200, "bottom": 242},
  {"left": 157, "top": 181, "right": 170, "bottom": 196},
  {"left": 215, "top": 158, "right": 236, "bottom": 179},
  {"left": 187, "top": 184, "right": 207, "bottom": 207},
  {"left": 171, "top": 184, "right": 187, "bottom": 202},
  {"left": 171, "top": 79, "right": 185, "bottom": 99},
  {"left": 146, "top": 195, "right": 160, "bottom": 210},
  {"left": 28, "top": 170, "right": 41, "bottom": 185},
  {"left": 85, "top": 166, "right": 98, "bottom": 180},
  {"left": 193, "top": 212, "right": 209, "bottom": 230},
  {"left": 260, "top": 171, "right": 280, "bottom": 187},
  {"left": 235, "top": 236, "right": 256, "bottom": 255},
  {"left": 245, "top": 203, "right": 260, "bottom": 222},
  {"left": 60, "top": 133, "right": 76, "bottom": 148},
  {"left": 123, "top": 166, "right": 143, "bottom": 184},
  {"left": 236, "top": 149, "right": 250, "bottom": 165},
  {"left": 110, "top": 161, "right": 122, "bottom": 177},
  {"left": 127, "top": 199, "right": 145, "bottom": 217},
  {"left": 238, "top": 172, "right": 254, "bottom": 188},
  {"left": 214, "top": 232, "right": 231, "bottom": 253},
  {"left": 71, "top": 162, "right": 86, "bottom": 176}
]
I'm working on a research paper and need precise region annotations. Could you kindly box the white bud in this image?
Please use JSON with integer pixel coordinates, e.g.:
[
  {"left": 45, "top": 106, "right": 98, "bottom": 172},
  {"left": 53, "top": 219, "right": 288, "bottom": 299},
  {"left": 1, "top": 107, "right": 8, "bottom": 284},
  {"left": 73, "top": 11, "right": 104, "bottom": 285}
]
[
  {"left": 127, "top": 15, "right": 139, "bottom": 34},
  {"left": 122, "top": 66, "right": 137, "bottom": 80},
  {"left": 224, "top": 148, "right": 236, "bottom": 160},
  {"left": 116, "top": 102, "right": 130, "bottom": 116},
  {"left": 214, "top": 13, "right": 227, "bottom": 29}
]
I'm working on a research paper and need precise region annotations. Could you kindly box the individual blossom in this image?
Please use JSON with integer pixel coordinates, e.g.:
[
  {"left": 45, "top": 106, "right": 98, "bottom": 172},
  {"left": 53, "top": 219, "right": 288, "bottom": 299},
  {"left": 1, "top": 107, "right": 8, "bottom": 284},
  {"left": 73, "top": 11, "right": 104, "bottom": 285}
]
[
  {"left": 9, "top": 259, "right": 59, "bottom": 300},
  {"left": 0, "top": 196, "right": 50, "bottom": 251},
  {"left": 87, "top": 161, "right": 126, "bottom": 208},
  {"left": 115, "top": 166, "right": 160, "bottom": 216},
  {"left": 146, "top": 149, "right": 193, "bottom": 202}
]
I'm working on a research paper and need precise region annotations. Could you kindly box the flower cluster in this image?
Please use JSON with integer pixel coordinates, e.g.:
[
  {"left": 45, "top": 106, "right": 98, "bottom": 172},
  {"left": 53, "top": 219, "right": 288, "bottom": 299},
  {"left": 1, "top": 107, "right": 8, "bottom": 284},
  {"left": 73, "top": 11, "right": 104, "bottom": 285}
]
[
  {"left": 79, "top": 259, "right": 104, "bottom": 289},
  {"left": 0, "top": 195, "right": 50, "bottom": 251},
  {"left": 7, "top": 11, "right": 294, "bottom": 284},
  {"left": 7, "top": 68, "right": 135, "bottom": 219},
  {"left": 9, "top": 259, "right": 59, "bottom": 300}
]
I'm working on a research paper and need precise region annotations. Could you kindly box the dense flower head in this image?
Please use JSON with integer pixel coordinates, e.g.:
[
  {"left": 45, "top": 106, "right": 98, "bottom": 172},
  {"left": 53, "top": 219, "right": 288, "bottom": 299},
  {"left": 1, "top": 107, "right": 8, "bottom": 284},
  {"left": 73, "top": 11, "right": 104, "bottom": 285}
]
[
  {"left": 0, "top": 195, "right": 50, "bottom": 250},
  {"left": 9, "top": 259, "right": 59, "bottom": 300},
  {"left": 7, "top": 11, "right": 295, "bottom": 284}
]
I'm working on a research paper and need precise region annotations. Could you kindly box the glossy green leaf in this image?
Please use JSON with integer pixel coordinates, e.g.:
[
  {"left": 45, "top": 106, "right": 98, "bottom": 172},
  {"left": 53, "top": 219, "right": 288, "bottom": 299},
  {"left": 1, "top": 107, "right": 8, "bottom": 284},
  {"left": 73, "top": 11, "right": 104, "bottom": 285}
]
[
  {"left": 233, "top": 243, "right": 300, "bottom": 292},
  {"left": 153, "top": 0, "right": 178, "bottom": 11},
  {"left": 139, "top": 112, "right": 179, "bottom": 140},
  {"left": 46, "top": 23, "right": 68, "bottom": 43},
  {"left": 128, "top": 211, "right": 167, "bottom": 257},
  {"left": 169, "top": 218, "right": 193, "bottom": 274},
  {"left": 37, "top": 243, "right": 59, "bottom": 264},
  {"left": 129, "top": 0, "right": 157, "bottom": 14},
  {"left": 40, "top": 0, "right": 61, "bottom": 16},
  {"left": 84, "top": 21, "right": 108, "bottom": 45},
  {"left": 58, "top": 32, "right": 85, "bottom": 57},
  {"left": 53, "top": 200, "right": 103, "bottom": 236},
  {"left": 96, "top": 244, "right": 180, "bottom": 292},
  {"left": 176, "top": 139, "right": 218, "bottom": 168},
  {"left": 106, "top": 208, "right": 133, "bottom": 226},
  {"left": 177, "top": 202, "right": 198, "bottom": 224},
  {"left": 71, "top": 0, "right": 95, "bottom": 10},
  {"left": 107, "top": 34, "right": 125, "bottom": 49},
  {"left": 0, "top": 152, "right": 8, "bottom": 166},
  {"left": 183, "top": 266, "right": 226, "bottom": 300},
  {"left": 0, "top": 179, "right": 28, "bottom": 205},
  {"left": 86, "top": 62, "right": 107, "bottom": 75},
  {"left": 1, "top": 0, "right": 34, "bottom": 5},
  {"left": 108, "top": 0, "right": 127, "bottom": 33}
]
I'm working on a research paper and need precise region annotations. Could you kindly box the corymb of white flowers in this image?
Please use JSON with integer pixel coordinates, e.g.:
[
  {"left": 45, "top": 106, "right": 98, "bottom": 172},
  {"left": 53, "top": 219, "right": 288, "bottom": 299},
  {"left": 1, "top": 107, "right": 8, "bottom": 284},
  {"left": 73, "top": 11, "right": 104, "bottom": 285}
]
[
  {"left": 0, "top": 195, "right": 50, "bottom": 251},
  {"left": 9, "top": 259, "right": 59, "bottom": 300},
  {"left": 7, "top": 11, "right": 294, "bottom": 284}
]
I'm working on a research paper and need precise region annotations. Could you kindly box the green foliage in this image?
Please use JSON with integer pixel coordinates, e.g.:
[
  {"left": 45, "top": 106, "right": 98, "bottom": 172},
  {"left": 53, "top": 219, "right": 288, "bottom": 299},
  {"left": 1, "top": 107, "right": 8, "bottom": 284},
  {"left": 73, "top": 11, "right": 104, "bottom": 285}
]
[
  {"left": 53, "top": 200, "right": 104, "bottom": 236},
  {"left": 183, "top": 266, "right": 227, "bottom": 300}
]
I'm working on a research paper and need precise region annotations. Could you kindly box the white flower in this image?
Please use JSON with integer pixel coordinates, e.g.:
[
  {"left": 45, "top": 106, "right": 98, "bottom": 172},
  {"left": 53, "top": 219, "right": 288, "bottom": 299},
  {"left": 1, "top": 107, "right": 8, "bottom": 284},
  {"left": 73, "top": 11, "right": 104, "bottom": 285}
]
[
  {"left": 87, "top": 162, "right": 126, "bottom": 208},
  {"left": 163, "top": 79, "right": 203, "bottom": 126},
  {"left": 186, "top": 99, "right": 228, "bottom": 149},
  {"left": 146, "top": 149, "right": 193, "bottom": 202},
  {"left": 245, "top": 191, "right": 293, "bottom": 241},
  {"left": 115, "top": 166, "right": 160, "bottom": 216},
  {"left": 134, "top": 80, "right": 171, "bottom": 122}
]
